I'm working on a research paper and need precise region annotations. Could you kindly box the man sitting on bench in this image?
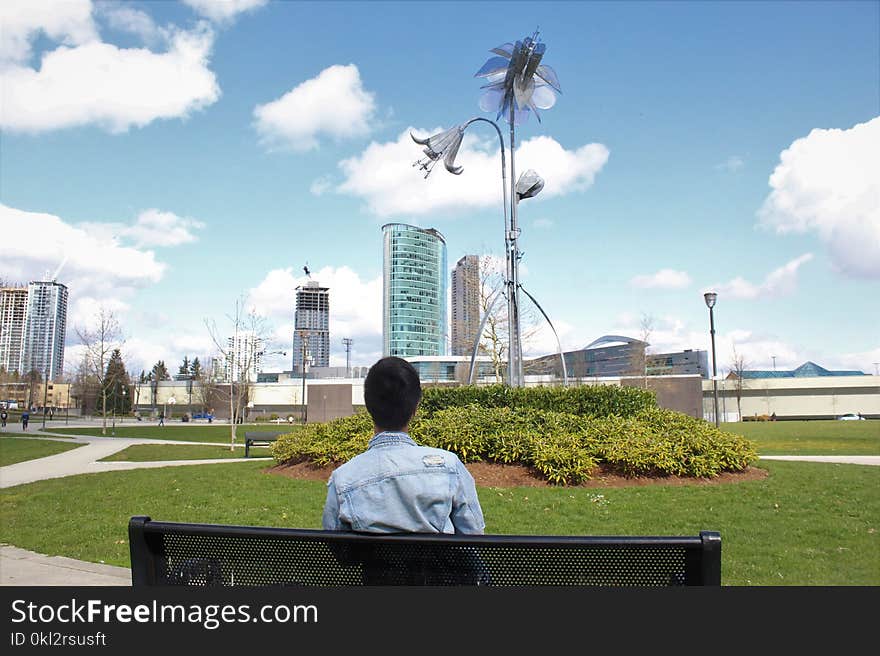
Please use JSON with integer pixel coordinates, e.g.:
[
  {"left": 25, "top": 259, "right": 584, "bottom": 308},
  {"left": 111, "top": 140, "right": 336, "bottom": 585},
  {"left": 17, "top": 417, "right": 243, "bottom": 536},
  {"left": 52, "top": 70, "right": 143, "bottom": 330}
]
[{"left": 321, "top": 356, "right": 487, "bottom": 583}]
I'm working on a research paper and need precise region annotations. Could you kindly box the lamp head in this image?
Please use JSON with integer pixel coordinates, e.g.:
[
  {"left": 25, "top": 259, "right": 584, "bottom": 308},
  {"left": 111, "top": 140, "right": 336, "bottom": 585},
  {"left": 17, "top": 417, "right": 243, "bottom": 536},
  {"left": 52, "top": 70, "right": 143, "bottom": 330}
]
[
  {"left": 515, "top": 169, "right": 544, "bottom": 200},
  {"left": 703, "top": 291, "right": 717, "bottom": 309}
]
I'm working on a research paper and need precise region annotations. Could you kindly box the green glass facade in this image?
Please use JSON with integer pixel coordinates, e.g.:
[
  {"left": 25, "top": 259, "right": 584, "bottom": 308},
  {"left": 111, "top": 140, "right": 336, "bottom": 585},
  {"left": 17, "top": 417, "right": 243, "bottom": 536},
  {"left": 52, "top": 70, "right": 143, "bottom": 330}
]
[{"left": 382, "top": 223, "right": 447, "bottom": 357}]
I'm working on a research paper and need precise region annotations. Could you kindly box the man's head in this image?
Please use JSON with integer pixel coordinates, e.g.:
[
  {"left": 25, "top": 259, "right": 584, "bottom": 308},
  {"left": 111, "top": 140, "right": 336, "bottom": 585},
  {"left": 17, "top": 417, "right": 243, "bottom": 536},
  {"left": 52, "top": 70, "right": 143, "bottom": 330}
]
[{"left": 364, "top": 356, "right": 422, "bottom": 432}]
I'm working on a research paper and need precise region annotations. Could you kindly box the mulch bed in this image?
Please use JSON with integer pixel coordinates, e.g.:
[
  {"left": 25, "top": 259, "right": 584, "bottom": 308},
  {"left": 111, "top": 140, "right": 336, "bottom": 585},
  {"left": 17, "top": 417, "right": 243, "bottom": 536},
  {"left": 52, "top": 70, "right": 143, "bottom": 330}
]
[{"left": 265, "top": 460, "right": 768, "bottom": 488}]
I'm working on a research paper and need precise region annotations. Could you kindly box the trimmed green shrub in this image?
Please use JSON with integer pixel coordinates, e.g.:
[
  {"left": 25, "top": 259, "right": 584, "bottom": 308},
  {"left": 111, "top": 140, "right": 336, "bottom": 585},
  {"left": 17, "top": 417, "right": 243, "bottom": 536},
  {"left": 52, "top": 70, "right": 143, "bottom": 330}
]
[
  {"left": 418, "top": 384, "right": 656, "bottom": 418},
  {"left": 270, "top": 400, "right": 758, "bottom": 486}
]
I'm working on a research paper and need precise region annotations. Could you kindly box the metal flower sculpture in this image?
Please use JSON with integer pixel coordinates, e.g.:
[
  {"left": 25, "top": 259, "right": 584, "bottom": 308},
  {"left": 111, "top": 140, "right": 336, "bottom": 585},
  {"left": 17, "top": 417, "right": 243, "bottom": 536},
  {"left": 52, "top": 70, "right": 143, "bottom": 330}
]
[
  {"left": 475, "top": 29, "right": 561, "bottom": 125},
  {"left": 412, "top": 124, "right": 466, "bottom": 177}
]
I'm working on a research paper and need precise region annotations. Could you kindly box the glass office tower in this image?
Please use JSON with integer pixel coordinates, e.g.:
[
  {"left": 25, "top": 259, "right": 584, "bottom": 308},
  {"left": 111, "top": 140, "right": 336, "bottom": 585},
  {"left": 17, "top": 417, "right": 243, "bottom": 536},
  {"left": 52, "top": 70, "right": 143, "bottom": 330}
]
[{"left": 382, "top": 223, "right": 447, "bottom": 357}]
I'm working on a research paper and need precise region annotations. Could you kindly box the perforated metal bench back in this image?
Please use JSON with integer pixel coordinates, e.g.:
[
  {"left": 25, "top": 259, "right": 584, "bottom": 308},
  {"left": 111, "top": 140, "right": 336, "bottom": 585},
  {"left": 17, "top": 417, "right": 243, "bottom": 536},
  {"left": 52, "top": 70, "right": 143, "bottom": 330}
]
[{"left": 129, "top": 517, "right": 721, "bottom": 587}]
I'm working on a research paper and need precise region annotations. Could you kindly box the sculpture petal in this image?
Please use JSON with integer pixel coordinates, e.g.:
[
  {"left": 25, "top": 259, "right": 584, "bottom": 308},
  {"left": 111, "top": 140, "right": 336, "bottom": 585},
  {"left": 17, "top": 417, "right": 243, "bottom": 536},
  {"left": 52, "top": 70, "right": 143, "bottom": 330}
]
[
  {"left": 474, "top": 56, "right": 511, "bottom": 78},
  {"left": 532, "top": 84, "right": 557, "bottom": 110},
  {"left": 490, "top": 43, "right": 514, "bottom": 58},
  {"left": 535, "top": 64, "right": 561, "bottom": 92}
]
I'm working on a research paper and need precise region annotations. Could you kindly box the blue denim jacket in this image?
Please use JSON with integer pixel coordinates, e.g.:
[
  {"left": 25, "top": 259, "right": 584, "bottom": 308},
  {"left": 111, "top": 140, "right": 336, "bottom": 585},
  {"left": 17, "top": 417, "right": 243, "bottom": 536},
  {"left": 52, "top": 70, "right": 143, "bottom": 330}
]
[{"left": 322, "top": 431, "right": 485, "bottom": 534}]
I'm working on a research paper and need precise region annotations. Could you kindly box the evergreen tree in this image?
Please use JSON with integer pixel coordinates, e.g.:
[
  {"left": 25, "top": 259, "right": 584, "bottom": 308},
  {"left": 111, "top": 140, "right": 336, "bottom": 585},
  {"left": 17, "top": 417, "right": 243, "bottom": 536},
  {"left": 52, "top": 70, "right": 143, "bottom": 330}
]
[
  {"left": 178, "top": 356, "right": 191, "bottom": 376},
  {"left": 105, "top": 349, "right": 132, "bottom": 414},
  {"left": 190, "top": 357, "right": 202, "bottom": 380},
  {"left": 151, "top": 360, "right": 171, "bottom": 381}
]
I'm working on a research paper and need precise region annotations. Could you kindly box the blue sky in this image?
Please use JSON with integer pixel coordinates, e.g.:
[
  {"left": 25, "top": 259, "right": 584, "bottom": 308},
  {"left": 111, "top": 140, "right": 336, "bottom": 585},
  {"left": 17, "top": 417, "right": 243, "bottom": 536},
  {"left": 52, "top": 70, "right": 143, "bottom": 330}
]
[{"left": 1, "top": 0, "right": 878, "bottom": 377}]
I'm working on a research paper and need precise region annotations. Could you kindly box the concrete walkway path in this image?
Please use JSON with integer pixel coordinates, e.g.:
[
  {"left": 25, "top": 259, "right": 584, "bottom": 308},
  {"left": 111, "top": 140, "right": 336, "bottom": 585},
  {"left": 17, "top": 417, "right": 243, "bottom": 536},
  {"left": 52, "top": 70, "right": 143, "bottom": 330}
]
[
  {"left": 0, "top": 432, "right": 271, "bottom": 489},
  {"left": 1, "top": 545, "right": 130, "bottom": 586}
]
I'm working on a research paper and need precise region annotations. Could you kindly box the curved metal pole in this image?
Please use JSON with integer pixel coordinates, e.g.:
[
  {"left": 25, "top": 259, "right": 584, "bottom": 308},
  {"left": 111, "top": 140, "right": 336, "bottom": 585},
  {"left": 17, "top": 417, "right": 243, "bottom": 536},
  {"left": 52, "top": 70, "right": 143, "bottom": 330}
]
[
  {"left": 468, "top": 290, "right": 505, "bottom": 385},
  {"left": 519, "top": 285, "right": 568, "bottom": 387}
]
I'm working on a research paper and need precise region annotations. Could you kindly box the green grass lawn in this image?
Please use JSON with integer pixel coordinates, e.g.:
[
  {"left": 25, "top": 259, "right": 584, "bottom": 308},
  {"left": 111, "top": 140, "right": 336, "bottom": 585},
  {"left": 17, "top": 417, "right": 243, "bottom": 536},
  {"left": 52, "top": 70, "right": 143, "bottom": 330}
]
[
  {"left": 44, "top": 424, "right": 298, "bottom": 444},
  {"left": 99, "top": 444, "right": 271, "bottom": 461},
  {"left": 722, "top": 420, "right": 880, "bottom": 455},
  {"left": 1, "top": 459, "right": 877, "bottom": 585},
  {"left": 0, "top": 437, "right": 86, "bottom": 466}
]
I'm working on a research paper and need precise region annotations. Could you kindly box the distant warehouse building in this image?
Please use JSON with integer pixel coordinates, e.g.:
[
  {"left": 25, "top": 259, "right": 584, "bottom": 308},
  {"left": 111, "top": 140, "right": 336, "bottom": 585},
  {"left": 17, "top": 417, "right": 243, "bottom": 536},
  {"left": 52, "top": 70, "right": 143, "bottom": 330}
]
[
  {"left": 706, "top": 362, "right": 878, "bottom": 421},
  {"left": 525, "top": 335, "right": 709, "bottom": 380}
]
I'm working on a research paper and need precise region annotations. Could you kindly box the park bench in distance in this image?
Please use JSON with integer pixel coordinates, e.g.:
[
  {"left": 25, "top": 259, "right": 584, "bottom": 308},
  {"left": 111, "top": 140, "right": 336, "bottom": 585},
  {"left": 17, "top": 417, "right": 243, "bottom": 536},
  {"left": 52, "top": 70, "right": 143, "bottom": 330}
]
[
  {"left": 243, "top": 431, "right": 288, "bottom": 458},
  {"left": 128, "top": 516, "right": 722, "bottom": 586}
]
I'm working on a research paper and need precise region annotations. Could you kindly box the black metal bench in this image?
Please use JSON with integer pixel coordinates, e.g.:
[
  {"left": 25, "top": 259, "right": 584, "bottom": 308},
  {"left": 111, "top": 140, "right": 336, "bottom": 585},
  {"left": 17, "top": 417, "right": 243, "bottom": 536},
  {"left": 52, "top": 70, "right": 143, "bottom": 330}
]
[
  {"left": 243, "top": 431, "right": 286, "bottom": 457},
  {"left": 128, "top": 516, "right": 722, "bottom": 586}
]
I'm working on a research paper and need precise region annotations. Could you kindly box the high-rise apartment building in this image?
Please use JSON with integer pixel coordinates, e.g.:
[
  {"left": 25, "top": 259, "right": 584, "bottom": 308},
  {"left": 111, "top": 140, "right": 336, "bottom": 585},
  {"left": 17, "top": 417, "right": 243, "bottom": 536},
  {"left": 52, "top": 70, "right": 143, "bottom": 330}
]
[
  {"left": 0, "top": 286, "right": 28, "bottom": 376},
  {"left": 382, "top": 223, "right": 447, "bottom": 357},
  {"left": 451, "top": 255, "right": 480, "bottom": 356},
  {"left": 20, "top": 281, "right": 69, "bottom": 381},
  {"left": 224, "top": 332, "right": 263, "bottom": 383},
  {"left": 293, "top": 281, "right": 330, "bottom": 372}
]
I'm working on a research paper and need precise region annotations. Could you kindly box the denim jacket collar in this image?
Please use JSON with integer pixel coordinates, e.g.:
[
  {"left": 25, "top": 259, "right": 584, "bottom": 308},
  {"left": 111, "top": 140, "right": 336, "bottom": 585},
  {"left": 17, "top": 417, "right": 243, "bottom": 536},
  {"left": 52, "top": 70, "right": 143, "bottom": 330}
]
[{"left": 368, "top": 431, "right": 417, "bottom": 449}]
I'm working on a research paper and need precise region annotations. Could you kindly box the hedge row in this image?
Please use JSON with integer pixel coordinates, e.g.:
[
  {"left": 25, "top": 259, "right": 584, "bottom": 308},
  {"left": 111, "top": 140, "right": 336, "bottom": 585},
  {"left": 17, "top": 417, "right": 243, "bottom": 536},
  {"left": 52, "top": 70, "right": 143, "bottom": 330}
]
[
  {"left": 417, "top": 384, "right": 657, "bottom": 418},
  {"left": 270, "top": 405, "right": 758, "bottom": 486}
]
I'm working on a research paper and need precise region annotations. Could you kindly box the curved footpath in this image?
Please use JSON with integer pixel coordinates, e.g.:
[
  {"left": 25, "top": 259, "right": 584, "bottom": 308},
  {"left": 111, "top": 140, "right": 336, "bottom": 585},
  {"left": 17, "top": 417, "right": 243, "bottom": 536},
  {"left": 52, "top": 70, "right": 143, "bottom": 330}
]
[{"left": 0, "top": 426, "right": 877, "bottom": 585}]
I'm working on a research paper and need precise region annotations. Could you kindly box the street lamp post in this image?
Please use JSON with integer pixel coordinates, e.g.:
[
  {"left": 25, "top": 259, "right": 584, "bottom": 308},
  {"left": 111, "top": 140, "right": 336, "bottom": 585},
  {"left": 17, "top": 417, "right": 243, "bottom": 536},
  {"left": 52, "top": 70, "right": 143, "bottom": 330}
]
[
  {"left": 41, "top": 366, "right": 49, "bottom": 430},
  {"left": 296, "top": 331, "right": 311, "bottom": 424},
  {"left": 704, "top": 292, "right": 720, "bottom": 427}
]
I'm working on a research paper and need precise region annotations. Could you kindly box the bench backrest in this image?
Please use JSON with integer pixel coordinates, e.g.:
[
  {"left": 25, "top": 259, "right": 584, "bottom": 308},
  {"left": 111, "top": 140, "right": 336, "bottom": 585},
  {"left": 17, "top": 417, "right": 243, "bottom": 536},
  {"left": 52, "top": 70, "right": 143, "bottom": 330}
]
[{"left": 129, "top": 516, "right": 721, "bottom": 587}]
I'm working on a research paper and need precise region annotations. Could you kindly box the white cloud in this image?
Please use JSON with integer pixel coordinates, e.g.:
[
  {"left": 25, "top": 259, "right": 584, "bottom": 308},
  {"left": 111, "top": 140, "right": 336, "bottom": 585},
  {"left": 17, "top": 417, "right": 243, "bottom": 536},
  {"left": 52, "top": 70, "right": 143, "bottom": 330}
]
[
  {"left": 98, "top": 3, "right": 166, "bottom": 46},
  {"left": 182, "top": 0, "right": 268, "bottom": 23},
  {"left": 0, "top": 13, "right": 220, "bottom": 134},
  {"left": 631, "top": 268, "right": 692, "bottom": 290},
  {"left": 0, "top": 204, "right": 211, "bottom": 373},
  {"left": 532, "top": 217, "right": 554, "bottom": 229},
  {"left": 715, "top": 156, "right": 744, "bottom": 173},
  {"left": 0, "top": 0, "right": 98, "bottom": 65},
  {"left": 116, "top": 209, "right": 205, "bottom": 247},
  {"left": 336, "top": 128, "right": 609, "bottom": 217},
  {"left": 711, "top": 253, "right": 813, "bottom": 300},
  {"left": 253, "top": 64, "right": 377, "bottom": 151},
  {"left": 247, "top": 265, "right": 383, "bottom": 365},
  {"left": 758, "top": 117, "right": 880, "bottom": 279},
  {"left": 0, "top": 204, "right": 166, "bottom": 290}
]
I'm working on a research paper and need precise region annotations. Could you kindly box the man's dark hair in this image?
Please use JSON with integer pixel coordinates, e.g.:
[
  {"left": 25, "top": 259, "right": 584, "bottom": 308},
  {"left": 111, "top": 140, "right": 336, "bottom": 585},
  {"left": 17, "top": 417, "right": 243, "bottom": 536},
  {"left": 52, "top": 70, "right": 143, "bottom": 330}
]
[{"left": 364, "top": 357, "right": 422, "bottom": 431}]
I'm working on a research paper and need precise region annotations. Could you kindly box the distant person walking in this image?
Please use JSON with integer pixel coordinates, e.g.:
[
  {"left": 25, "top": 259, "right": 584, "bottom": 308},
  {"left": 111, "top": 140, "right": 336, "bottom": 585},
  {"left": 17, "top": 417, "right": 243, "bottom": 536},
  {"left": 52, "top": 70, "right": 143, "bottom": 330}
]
[
  {"left": 0, "top": 409, "right": 7, "bottom": 429},
  {"left": 21, "top": 410, "right": 29, "bottom": 431},
  {"left": 158, "top": 411, "right": 165, "bottom": 427}
]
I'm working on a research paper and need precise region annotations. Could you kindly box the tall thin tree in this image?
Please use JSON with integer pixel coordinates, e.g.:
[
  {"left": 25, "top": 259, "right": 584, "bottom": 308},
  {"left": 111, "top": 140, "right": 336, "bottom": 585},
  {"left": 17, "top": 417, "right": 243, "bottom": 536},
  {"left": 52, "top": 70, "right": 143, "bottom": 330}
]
[{"left": 75, "top": 308, "right": 124, "bottom": 435}]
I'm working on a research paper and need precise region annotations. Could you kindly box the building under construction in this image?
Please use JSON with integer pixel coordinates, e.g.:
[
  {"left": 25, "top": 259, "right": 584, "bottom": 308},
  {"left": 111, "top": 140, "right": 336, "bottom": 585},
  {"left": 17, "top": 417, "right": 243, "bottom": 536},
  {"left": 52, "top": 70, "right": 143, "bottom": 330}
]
[{"left": 293, "top": 281, "right": 330, "bottom": 372}]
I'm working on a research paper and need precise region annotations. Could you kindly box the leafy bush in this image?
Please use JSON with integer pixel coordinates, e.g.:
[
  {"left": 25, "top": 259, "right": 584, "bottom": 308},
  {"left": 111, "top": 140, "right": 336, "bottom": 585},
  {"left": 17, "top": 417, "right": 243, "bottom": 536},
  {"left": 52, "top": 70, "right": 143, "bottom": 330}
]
[
  {"left": 418, "top": 384, "right": 656, "bottom": 418},
  {"left": 270, "top": 400, "right": 758, "bottom": 486}
]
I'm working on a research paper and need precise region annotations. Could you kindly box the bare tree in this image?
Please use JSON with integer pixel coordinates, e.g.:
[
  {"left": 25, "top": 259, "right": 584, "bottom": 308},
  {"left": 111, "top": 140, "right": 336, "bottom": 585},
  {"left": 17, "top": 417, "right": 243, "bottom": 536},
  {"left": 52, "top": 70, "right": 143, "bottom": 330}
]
[
  {"left": 477, "top": 254, "right": 540, "bottom": 383},
  {"left": 206, "top": 297, "right": 268, "bottom": 451},
  {"left": 75, "top": 308, "right": 124, "bottom": 435},
  {"left": 729, "top": 345, "right": 749, "bottom": 421},
  {"left": 629, "top": 313, "right": 655, "bottom": 387}
]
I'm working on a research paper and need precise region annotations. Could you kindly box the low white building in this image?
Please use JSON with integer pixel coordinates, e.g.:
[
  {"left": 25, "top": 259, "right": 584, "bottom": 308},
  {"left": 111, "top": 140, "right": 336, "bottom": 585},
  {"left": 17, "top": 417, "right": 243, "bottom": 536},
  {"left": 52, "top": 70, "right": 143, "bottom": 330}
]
[{"left": 703, "top": 374, "right": 880, "bottom": 421}]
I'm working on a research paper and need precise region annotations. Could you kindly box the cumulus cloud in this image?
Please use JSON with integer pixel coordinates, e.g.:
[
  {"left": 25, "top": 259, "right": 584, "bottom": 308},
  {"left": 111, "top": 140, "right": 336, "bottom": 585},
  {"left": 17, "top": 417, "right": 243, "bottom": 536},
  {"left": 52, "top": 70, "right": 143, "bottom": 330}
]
[
  {"left": 182, "top": 0, "right": 268, "bottom": 23},
  {"left": 336, "top": 129, "right": 609, "bottom": 217},
  {"left": 711, "top": 253, "right": 813, "bottom": 300},
  {"left": 0, "top": 204, "right": 172, "bottom": 349},
  {"left": 247, "top": 265, "right": 382, "bottom": 365},
  {"left": 0, "top": 0, "right": 98, "bottom": 65},
  {"left": 98, "top": 3, "right": 166, "bottom": 46},
  {"left": 758, "top": 117, "right": 880, "bottom": 279},
  {"left": 80, "top": 209, "right": 206, "bottom": 248},
  {"left": 631, "top": 268, "right": 692, "bottom": 290},
  {"left": 0, "top": 4, "right": 220, "bottom": 134},
  {"left": 253, "top": 64, "right": 377, "bottom": 151}
]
